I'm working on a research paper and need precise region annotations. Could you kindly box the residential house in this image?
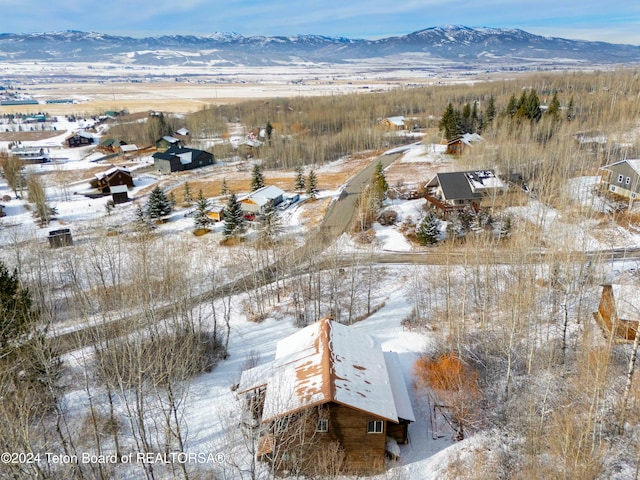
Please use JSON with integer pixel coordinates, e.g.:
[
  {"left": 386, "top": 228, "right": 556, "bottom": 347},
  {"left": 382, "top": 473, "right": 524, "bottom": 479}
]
[
  {"left": 10, "top": 146, "right": 50, "bottom": 163},
  {"left": 237, "top": 317, "right": 415, "bottom": 475},
  {"left": 380, "top": 116, "right": 407, "bottom": 130},
  {"left": 445, "top": 133, "right": 483, "bottom": 155},
  {"left": 152, "top": 146, "right": 214, "bottom": 173},
  {"left": 98, "top": 138, "right": 128, "bottom": 154},
  {"left": 90, "top": 166, "right": 134, "bottom": 194},
  {"left": 599, "top": 159, "right": 640, "bottom": 201},
  {"left": 207, "top": 205, "right": 225, "bottom": 222},
  {"left": 155, "top": 135, "right": 183, "bottom": 151},
  {"left": 66, "top": 131, "right": 95, "bottom": 148},
  {"left": 595, "top": 284, "right": 640, "bottom": 341},
  {"left": 48, "top": 229, "right": 73, "bottom": 248},
  {"left": 239, "top": 185, "right": 284, "bottom": 215},
  {"left": 425, "top": 170, "right": 509, "bottom": 215}
]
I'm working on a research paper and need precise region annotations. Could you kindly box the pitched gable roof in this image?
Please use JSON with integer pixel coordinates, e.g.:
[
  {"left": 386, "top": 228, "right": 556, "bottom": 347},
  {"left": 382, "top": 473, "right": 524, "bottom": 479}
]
[
  {"left": 238, "top": 318, "right": 408, "bottom": 424},
  {"left": 428, "top": 170, "right": 506, "bottom": 201},
  {"left": 600, "top": 159, "right": 640, "bottom": 176},
  {"left": 611, "top": 284, "right": 640, "bottom": 322}
]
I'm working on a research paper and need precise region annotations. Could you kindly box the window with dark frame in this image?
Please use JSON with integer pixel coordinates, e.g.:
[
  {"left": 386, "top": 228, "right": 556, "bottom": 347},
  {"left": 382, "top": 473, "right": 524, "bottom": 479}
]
[
  {"left": 626, "top": 177, "right": 631, "bottom": 185},
  {"left": 367, "top": 420, "right": 384, "bottom": 434},
  {"left": 316, "top": 419, "right": 329, "bottom": 432},
  {"left": 618, "top": 174, "right": 624, "bottom": 183}
]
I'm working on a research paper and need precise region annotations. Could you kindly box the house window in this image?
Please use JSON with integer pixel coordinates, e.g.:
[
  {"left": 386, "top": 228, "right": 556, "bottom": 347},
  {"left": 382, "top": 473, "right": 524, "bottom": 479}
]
[
  {"left": 316, "top": 419, "right": 329, "bottom": 433},
  {"left": 618, "top": 174, "right": 624, "bottom": 183},
  {"left": 610, "top": 186, "right": 616, "bottom": 192},
  {"left": 633, "top": 193, "right": 637, "bottom": 199},
  {"left": 367, "top": 420, "right": 384, "bottom": 434},
  {"left": 626, "top": 177, "right": 631, "bottom": 185}
]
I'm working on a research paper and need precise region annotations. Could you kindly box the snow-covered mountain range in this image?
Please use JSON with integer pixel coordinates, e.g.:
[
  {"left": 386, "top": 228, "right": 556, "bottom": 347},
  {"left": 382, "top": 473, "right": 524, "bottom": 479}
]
[{"left": 1, "top": 26, "right": 639, "bottom": 67}]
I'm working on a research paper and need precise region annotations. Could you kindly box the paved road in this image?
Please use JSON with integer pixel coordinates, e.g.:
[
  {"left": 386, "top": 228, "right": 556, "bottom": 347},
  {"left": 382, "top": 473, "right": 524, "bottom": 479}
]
[{"left": 319, "top": 152, "right": 401, "bottom": 244}]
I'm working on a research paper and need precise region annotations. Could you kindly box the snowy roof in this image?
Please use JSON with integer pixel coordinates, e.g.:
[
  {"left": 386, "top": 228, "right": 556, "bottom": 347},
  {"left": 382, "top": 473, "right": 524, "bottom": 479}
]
[
  {"left": 177, "top": 151, "right": 193, "bottom": 164},
  {"left": 600, "top": 159, "right": 640, "bottom": 177},
  {"left": 386, "top": 116, "right": 406, "bottom": 127},
  {"left": 383, "top": 352, "right": 416, "bottom": 422},
  {"left": 238, "top": 318, "right": 405, "bottom": 424},
  {"left": 612, "top": 284, "right": 640, "bottom": 322},
  {"left": 110, "top": 185, "right": 129, "bottom": 194},
  {"left": 428, "top": 170, "right": 506, "bottom": 201},
  {"left": 95, "top": 166, "right": 131, "bottom": 180},
  {"left": 240, "top": 185, "right": 284, "bottom": 205},
  {"left": 120, "top": 144, "right": 138, "bottom": 152},
  {"left": 175, "top": 128, "right": 190, "bottom": 136},
  {"left": 460, "top": 133, "right": 483, "bottom": 146},
  {"left": 162, "top": 135, "right": 180, "bottom": 143}
]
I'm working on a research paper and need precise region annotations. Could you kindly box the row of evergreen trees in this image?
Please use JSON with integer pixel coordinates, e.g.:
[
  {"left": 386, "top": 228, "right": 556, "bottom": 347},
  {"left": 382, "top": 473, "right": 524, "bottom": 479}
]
[{"left": 439, "top": 90, "right": 572, "bottom": 141}]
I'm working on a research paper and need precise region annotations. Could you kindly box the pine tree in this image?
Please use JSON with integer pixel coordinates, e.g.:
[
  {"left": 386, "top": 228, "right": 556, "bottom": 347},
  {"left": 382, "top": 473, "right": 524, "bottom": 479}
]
[
  {"left": 416, "top": 211, "right": 441, "bottom": 246},
  {"left": 306, "top": 169, "right": 319, "bottom": 199},
  {"left": 485, "top": 95, "right": 496, "bottom": 124},
  {"left": 265, "top": 121, "right": 273, "bottom": 143},
  {"left": 224, "top": 193, "right": 244, "bottom": 238},
  {"left": 461, "top": 103, "right": 472, "bottom": 133},
  {"left": 146, "top": 186, "right": 173, "bottom": 219},
  {"left": 547, "top": 92, "right": 561, "bottom": 121},
  {"left": 439, "top": 103, "right": 462, "bottom": 140},
  {"left": 135, "top": 205, "right": 154, "bottom": 232},
  {"left": 567, "top": 96, "right": 575, "bottom": 121},
  {"left": 0, "top": 261, "right": 36, "bottom": 352},
  {"left": 251, "top": 164, "right": 265, "bottom": 191},
  {"left": 193, "top": 189, "right": 211, "bottom": 230},
  {"left": 370, "top": 161, "right": 388, "bottom": 207},
  {"left": 183, "top": 181, "right": 193, "bottom": 204},
  {"left": 505, "top": 94, "right": 519, "bottom": 118},
  {"left": 294, "top": 166, "right": 306, "bottom": 192},
  {"left": 220, "top": 178, "right": 230, "bottom": 198}
]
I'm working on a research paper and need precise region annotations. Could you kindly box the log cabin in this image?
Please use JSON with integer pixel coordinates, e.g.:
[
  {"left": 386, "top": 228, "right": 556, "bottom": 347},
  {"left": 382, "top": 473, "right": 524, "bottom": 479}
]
[
  {"left": 595, "top": 284, "right": 640, "bottom": 341},
  {"left": 237, "top": 317, "right": 415, "bottom": 475}
]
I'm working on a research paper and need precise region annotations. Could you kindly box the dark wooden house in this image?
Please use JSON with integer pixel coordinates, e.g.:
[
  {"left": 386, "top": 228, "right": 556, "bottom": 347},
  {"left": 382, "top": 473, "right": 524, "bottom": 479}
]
[
  {"left": 90, "top": 166, "right": 134, "bottom": 194},
  {"left": 237, "top": 318, "right": 415, "bottom": 475},
  {"left": 152, "top": 146, "right": 214, "bottom": 173},
  {"left": 595, "top": 284, "right": 640, "bottom": 341},
  {"left": 48, "top": 229, "right": 73, "bottom": 248},
  {"left": 110, "top": 185, "right": 130, "bottom": 204},
  {"left": 66, "top": 131, "right": 95, "bottom": 148}
]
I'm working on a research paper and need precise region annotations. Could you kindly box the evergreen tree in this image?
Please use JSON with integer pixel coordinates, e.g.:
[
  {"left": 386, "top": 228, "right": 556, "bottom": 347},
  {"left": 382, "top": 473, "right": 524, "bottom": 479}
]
[
  {"left": 439, "top": 103, "right": 462, "bottom": 140},
  {"left": 294, "top": 165, "right": 306, "bottom": 192},
  {"left": 135, "top": 205, "right": 154, "bottom": 232},
  {"left": 505, "top": 94, "right": 519, "bottom": 118},
  {"left": 306, "top": 169, "right": 319, "bottom": 199},
  {"left": 525, "top": 90, "right": 542, "bottom": 122},
  {"left": 485, "top": 95, "right": 496, "bottom": 124},
  {"left": 370, "top": 161, "right": 388, "bottom": 207},
  {"left": 567, "top": 96, "right": 575, "bottom": 121},
  {"left": 0, "top": 261, "right": 36, "bottom": 352},
  {"left": 471, "top": 101, "right": 479, "bottom": 132},
  {"left": 220, "top": 178, "right": 230, "bottom": 198},
  {"left": 183, "top": 181, "right": 193, "bottom": 204},
  {"left": 265, "top": 121, "right": 273, "bottom": 143},
  {"left": 168, "top": 191, "right": 176, "bottom": 209},
  {"left": 416, "top": 211, "right": 441, "bottom": 246},
  {"left": 251, "top": 164, "right": 265, "bottom": 191},
  {"left": 193, "top": 189, "right": 211, "bottom": 230},
  {"left": 224, "top": 193, "right": 244, "bottom": 238},
  {"left": 146, "top": 186, "right": 173, "bottom": 219},
  {"left": 547, "top": 92, "right": 561, "bottom": 122},
  {"left": 461, "top": 103, "right": 472, "bottom": 133}
]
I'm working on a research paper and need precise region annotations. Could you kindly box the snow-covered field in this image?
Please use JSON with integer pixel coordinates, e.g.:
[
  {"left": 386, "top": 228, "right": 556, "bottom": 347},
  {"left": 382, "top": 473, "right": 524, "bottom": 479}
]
[{"left": 4, "top": 112, "right": 640, "bottom": 479}]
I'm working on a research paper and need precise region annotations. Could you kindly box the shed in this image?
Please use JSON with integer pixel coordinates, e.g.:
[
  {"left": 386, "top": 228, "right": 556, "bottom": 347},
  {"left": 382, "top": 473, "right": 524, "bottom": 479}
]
[
  {"left": 207, "top": 204, "right": 225, "bottom": 222},
  {"left": 110, "top": 185, "right": 129, "bottom": 204},
  {"left": 48, "top": 229, "right": 73, "bottom": 248}
]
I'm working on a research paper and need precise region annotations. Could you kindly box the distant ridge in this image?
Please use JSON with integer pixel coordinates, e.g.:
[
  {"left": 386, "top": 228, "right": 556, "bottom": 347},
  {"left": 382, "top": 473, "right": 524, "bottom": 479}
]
[{"left": 0, "top": 26, "right": 638, "bottom": 67}]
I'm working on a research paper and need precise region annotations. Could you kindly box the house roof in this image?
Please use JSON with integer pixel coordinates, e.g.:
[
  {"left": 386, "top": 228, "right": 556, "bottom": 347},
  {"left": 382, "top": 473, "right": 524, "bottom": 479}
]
[
  {"left": 611, "top": 284, "right": 640, "bottom": 322},
  {"left": 175, "top": 128, "right": 190, "bottom": 136},
  {"left": 95, "top": 166, "right": 131, "bottom": 181},
  {"left": 600, "top": 159, "right": 640, "bottom": 177},
  {"left": 240, "top": 185, "right": 284, "bottom": 206},
  {"left": 153, "top": 146, "right": 211, "bottom": 162},
  {"left": 110, "top": 185, "right": 129, "bottom": 194},
  {"left": 428, "top": 170, "right": 506, "bottom": 201},
  {"left": 385, "top": 116, "right": 406, "bottom": 127},
  {"left": 161, "top": 135, "right": 180, "bottom": 144},
  {"left": 120, "top": 144, "right": 138, "bottom": 152},
  {"left": 238, "top": 318, "right": 413, "bottom": 424}
]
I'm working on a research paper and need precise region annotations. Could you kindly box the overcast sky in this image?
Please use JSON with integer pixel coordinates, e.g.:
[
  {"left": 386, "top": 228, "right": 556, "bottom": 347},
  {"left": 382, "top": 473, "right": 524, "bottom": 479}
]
[{"left": 4, "top": 0, "right": 640, "bottom": 45}]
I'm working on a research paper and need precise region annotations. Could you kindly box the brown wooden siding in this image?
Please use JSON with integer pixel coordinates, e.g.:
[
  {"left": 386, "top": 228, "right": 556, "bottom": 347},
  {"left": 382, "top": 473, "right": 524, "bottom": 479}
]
[{"left": 596, "top": 285, "right": 639, "bottom": 341}]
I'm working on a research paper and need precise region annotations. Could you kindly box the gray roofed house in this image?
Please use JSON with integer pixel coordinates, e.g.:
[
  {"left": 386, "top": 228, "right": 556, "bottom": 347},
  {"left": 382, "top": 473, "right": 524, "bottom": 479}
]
[
  {"left": 425, "top": 170, "right": 508, "bottom": 214},
  {"left": 152, "top": 145, "right": 214, "bottom": 173}
]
